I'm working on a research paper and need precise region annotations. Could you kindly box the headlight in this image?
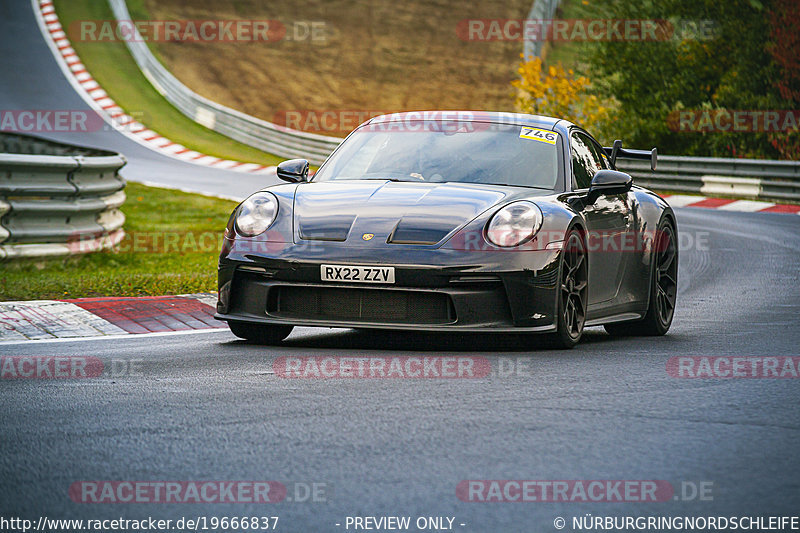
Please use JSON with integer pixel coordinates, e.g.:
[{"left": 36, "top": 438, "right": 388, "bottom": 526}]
[
  {"left": 486, "top": 201, "right": 543, "bottom": 247},
  {"left": 234, "top": 192, "right": 279, "bottom": 237}
]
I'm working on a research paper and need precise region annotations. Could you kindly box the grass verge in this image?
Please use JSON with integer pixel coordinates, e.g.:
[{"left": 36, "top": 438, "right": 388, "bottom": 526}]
[
  {"left": 52, "top": 0, "right": 282, "bottom": 166},
  {"left": 1, "top": 183, "right": 236, "bottom": 301}
]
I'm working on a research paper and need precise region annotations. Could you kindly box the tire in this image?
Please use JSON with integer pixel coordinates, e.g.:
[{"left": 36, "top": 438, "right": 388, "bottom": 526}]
[
  {"left": 604, "top": 218, "right": 677, "bottom": 337},
  {"left": 228, "top": 321, "right": 294, "bottom": 344},
  {"left": 548, "top": 229, "right": 588, "bottom": 349}
]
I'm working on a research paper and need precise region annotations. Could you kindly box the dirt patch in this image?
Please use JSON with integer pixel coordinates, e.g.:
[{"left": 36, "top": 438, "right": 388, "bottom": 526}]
[{"left": 142, "top": 0, "right": 530, "bottom": 135}]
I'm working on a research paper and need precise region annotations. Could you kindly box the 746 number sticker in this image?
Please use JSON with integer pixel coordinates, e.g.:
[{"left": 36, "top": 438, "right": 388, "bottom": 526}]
[{"left": 519, "top": 127, "right": 558, "bottom": 145}]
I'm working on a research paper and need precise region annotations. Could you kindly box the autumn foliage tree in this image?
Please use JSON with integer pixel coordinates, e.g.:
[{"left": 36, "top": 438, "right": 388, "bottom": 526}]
[
  {"left": 512, "top": 56, "right": 614, "bottom": 139},
  {"left": 766, "top": 0, "right": 800, "bottom": 158},
  {"left": 587, "top": 0, "right": 796, "bottom": 159}
]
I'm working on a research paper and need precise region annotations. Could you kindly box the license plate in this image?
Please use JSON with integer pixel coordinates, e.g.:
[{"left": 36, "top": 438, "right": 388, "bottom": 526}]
[{"left": 320, "top": 264, "right": 395, "bottom": 284}]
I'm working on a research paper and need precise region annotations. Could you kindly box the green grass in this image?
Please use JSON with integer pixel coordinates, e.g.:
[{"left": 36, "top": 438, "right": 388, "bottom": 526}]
[
  {"left": 0, "top": 183, "right": 236, "bottom": 301},
  {"left": 52, "top": 0, "right": 282, "bottom": 166}
]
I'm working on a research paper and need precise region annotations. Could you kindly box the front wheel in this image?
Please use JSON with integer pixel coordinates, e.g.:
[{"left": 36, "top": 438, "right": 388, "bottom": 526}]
[
  {"left": 605, "top": 219, "right": 677, "bottom": 337},
  {"left": 548, "top": 229, "right": 588, "bottom": 349},
  {"left": 228, "top": 321, "right": 294, "bottom": 344}
]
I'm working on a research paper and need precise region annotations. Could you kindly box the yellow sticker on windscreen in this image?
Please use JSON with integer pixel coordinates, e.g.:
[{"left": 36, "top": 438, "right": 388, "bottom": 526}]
[{"left": 519, "top": 127, "right": 558, "bottom": 145}]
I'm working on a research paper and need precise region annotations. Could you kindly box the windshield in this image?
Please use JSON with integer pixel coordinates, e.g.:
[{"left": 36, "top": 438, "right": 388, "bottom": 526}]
[{"left": 313, "top": 121, "right": 560, "bottom": 189}]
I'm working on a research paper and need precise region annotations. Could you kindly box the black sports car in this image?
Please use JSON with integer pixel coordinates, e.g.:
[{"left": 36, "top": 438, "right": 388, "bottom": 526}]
[{"left": 215, "top": 112, "right": 677, "bottom": 348}]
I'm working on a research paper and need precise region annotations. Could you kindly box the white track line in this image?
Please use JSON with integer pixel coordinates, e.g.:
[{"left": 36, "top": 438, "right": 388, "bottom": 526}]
[
  {"left": 716, "top": 199, "right": 777, "bottom": 212},
  {"left": 0, "top": 327, "right": 230, "bottom": 347},
  {"left": 0, "top": 301, "right": 127, "bottom": 341},
  {"left": 664, "top": 195, "right": 800, "bottom": 214},
  {"left": 663, "top": 195, "right": 706, "bottom": 208},
  {"left": 0, "top": 293, "right": 228, "bottom": 344}
]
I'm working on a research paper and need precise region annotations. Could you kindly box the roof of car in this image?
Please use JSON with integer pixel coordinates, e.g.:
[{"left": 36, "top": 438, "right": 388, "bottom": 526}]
[{"left": 364, "top": 111, "right": 569, "bottom": 130}]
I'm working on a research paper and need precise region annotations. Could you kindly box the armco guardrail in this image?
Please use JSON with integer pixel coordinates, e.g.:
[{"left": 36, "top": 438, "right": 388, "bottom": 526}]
[
  {"left": 616, "top": 156, "right": 800, "bottom": 203},
  {"left": 107, "top": 0, "right": 341, "bottom": 165},
  {"left": 0, "top": 132, "right": 126, "bottom": 260},
  {"left": 523, "top": 0, "right": 561, "bottom": 59}
]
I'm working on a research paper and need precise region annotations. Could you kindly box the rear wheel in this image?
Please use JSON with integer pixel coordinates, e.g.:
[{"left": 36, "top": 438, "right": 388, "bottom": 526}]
[
  {"left": 228, "top": 321, "right": 294, "bottom": 344},
  {"left": 548, "top": 229, "right": 588, "bottom": 349},
  {"left": 605, "top": 219, "right": 677, "bottom": 336}
]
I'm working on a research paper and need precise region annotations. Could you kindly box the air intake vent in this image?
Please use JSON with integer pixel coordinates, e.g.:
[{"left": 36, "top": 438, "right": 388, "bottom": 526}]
[{"left": 268, "top": 286, "right": 455, "bottom": 324}]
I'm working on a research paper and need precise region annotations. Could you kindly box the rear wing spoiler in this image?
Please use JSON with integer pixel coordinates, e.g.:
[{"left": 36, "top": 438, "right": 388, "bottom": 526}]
[{"left": 603, "top": 140, "right": 657, "bottom": 171}]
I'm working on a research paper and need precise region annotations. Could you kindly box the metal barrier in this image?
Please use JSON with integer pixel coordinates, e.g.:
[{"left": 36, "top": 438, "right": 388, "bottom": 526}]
[
  {"left": 107, "top": 0, "right": 341, "bottom": 165},
  {"left": 523, "top": 0, "right": 561, "bottom": 59},
  {"left": 0, "top": 132, "right": 126, "bottom": 260},
  {"left": 616, "top": 156, "right": 800, "bottom": 203}
]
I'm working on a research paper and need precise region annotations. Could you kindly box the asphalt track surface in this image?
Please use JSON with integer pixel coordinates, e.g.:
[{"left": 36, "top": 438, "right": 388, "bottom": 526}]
[{"left": 2, "top": 1, "right": 800, "bottom": 531}]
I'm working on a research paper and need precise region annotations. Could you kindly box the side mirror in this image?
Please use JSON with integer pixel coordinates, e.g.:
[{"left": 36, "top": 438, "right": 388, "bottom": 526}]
[
  {"left": 276, "top": 159, "right": 309, "bottom": 183},
  {"left": 588, "top": 169, "right": 632, "bottom": 202}
]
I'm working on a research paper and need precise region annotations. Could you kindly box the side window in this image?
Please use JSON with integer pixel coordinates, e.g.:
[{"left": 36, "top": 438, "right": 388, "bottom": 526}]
[
  {"left": 588, "top": 139, "right": 609, "bottom": 170},
  {"left": 600, "top": 152, "right": 612, "bottom": 170},
  {"left": 570, "top": 132, "right": 604, "bottom": 189}
]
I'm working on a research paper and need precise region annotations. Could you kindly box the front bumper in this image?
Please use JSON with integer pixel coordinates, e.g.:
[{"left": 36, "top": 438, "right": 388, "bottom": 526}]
[{"left": 215, "top": 240, "right": 562, "bottom": 333}]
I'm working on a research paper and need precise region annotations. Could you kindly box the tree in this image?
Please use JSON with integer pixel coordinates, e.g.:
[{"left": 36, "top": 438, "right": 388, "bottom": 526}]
[
  {"left": 512, "top": 56, "right": 614, "bottom": 138},
  {"left": 766, "top": 0, "right": 800, "bottom": 158},
  {"left": 588, "top": 0, "right": 795, "bottom": 159}
]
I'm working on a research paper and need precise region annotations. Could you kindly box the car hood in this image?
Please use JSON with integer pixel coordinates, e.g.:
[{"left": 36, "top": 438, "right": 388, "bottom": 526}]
[{"left": 292, "top": 180, "right": 542, "bottom": 245}]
